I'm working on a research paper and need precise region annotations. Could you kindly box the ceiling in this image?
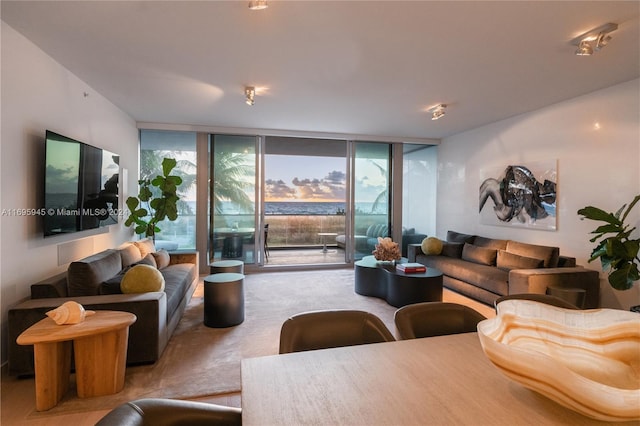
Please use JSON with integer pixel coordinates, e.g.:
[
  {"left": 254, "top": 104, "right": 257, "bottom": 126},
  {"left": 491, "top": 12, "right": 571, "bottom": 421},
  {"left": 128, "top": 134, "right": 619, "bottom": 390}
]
[{"left": 2, "top": 1, "right": 639, "bottom": 141}]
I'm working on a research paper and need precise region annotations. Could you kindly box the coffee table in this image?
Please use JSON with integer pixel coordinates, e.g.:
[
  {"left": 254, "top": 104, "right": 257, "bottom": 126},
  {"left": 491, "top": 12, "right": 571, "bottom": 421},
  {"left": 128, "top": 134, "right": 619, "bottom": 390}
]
[
  {"left": 17, "top": 310, "right": 136, "bottom": 411},
  {"left": 354, "top": 255, "right": 443, "bottom": 307}
]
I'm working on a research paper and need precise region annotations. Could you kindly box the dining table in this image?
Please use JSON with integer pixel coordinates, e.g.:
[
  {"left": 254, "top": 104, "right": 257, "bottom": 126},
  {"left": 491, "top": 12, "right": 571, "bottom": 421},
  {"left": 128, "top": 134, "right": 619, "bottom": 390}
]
[{"left": 241, "top": 332, "right": 636, "bottom": 425}]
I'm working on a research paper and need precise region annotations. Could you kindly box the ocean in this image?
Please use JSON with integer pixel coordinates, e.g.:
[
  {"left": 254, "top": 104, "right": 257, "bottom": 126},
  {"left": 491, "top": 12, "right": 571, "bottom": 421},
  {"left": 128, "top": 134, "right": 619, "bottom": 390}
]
[{"left": 185, "top": 200, "right": 385, "bottom": 215}]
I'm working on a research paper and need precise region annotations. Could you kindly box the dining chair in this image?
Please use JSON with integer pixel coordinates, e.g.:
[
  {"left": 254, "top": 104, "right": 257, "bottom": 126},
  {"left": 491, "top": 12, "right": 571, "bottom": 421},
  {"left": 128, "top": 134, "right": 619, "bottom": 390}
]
[
  {"left": 494, "top": 293, "right": 580, "bottom": 312},
  {"left": 279, "top": 309, "right": 395, "bottom": 354},
  {"left": 95, "top": 398, "right": 242, "bottom": 426},
  {"left": 394, "top": 302, "right": 487, "bottom": 340}
]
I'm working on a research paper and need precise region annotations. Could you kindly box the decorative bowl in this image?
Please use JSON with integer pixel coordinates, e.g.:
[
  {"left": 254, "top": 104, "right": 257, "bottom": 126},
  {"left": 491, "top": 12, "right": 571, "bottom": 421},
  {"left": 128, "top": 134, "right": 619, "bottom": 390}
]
[{"left": 477, "top": 300, "right": 640, "bottom": 422}]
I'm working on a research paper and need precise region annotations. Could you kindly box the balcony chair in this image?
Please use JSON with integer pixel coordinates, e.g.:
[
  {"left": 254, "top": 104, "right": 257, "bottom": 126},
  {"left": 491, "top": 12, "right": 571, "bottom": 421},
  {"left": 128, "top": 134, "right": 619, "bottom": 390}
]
[
  {"left": 394, "top": 302, "right": 486, "bottom": 340},
  {"left": 494, "top": 293, "right": 580, "bottom": 312},
  {"left": 279, "top": 309, "right": 395, "bottom": 354},
  {"left": 95, "top": 398, "right": 242, "bottom": 426}
]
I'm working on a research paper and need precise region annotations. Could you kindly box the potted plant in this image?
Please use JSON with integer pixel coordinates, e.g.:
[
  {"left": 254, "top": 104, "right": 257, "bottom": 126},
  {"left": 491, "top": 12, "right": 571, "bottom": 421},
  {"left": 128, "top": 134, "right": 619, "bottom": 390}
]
[
  {"left": 577, "top": 195, "right": 640, "bottom": 293},
  {"left": 125, "top": 158, "right": 183, "bottom": 239}
]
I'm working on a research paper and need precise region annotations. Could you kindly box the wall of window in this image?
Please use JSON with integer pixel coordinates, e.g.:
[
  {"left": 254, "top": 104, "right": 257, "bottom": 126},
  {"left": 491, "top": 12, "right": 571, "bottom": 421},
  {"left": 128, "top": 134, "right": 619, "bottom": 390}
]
[
  {"left": 402, "top": 144, "right": 438, "bottom": 239},
  {"left": 139, "top": 130, "right": 197, "bottom": 249}
]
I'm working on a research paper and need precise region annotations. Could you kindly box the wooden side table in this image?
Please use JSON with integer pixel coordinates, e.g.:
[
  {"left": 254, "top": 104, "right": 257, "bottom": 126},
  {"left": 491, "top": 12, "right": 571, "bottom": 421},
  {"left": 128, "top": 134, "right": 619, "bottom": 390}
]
[{"left": 17, "top": 310, "right": 136, "bottom": 411}]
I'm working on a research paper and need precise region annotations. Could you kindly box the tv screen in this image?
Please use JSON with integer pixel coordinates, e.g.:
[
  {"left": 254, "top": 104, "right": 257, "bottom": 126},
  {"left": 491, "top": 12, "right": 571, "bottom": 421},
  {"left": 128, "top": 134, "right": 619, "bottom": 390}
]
[{"left": 43, "top": 130, "right": 119, "bottom": 237}]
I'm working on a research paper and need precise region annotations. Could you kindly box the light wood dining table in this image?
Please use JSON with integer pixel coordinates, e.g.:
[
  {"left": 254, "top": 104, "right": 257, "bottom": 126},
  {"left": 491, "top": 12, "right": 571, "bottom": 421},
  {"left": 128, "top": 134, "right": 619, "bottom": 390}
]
[{"left": 241, "top": 332, "right": 636, "bottom": 425}]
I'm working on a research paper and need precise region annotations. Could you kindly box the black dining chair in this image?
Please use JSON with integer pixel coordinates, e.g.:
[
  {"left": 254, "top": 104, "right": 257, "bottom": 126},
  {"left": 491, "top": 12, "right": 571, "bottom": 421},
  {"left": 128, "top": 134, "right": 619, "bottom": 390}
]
[
  {"left": 279, "top": 310, "right": 395, "bottom": 354},
  {"left": 394, "top": 302, "right": 487, "bottom": 340},
  {"left": 95, "top": 398, "right": 242, "bottom": 426}
]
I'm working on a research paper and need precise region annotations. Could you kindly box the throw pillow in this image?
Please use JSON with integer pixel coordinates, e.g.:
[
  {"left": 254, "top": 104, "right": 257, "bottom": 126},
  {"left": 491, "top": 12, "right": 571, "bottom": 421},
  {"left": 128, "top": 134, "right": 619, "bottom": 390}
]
[
  {"left": 421, "top": 237, "right": 443, "bottom": 255},
  {"left": 473, "top": 236, "right": 508, "bottom": 251},
  {"left": 152, "top": 249, "right": 171, "bottom": 269},
  {"left": 446, "top": 230, "right": 475, "bottom": 244},
  {"left": 505, "top": 240, "right": 560, "bottom": 268},
  {"left": 441, "top": 242, "right": 464, "bottom": 258},
  {"left": 496, "top": 250, "right": 544, "bottom": 271},
  {"left": 134, "top": 238, "right": 156, "bottom": 258},
  {"left": 121, "top": 264, "right": 165, "bottom": 294},
  {"left": 137, "top": 253, "right": 158, "bottom": 268},
  {"left": 462, "top": 243, "right": 497, "bottom": 266}
]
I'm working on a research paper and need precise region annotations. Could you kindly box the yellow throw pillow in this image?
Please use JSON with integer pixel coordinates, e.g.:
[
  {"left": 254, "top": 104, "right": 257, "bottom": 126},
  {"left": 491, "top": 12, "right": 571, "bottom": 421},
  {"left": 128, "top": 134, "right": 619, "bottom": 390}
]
[
  {"left": 421, "top": 237, "right": 443, "bottom": 255},
  {"left": 120, "top": 264, "right": 165, "bottom": 294}
]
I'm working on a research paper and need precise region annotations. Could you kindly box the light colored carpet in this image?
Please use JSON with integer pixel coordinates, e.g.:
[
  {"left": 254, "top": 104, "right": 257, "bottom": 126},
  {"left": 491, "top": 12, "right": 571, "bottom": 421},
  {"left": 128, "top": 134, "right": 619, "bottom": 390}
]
[{"left": 27, "top": 268, "right": 494, "bottom": 418}]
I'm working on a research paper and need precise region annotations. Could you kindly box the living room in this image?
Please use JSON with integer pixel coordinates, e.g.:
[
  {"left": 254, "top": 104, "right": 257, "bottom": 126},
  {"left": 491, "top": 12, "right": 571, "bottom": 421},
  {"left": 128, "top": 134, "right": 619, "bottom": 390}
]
[{"left": 1, "top": 1, "right": 639, "bottom": 424}]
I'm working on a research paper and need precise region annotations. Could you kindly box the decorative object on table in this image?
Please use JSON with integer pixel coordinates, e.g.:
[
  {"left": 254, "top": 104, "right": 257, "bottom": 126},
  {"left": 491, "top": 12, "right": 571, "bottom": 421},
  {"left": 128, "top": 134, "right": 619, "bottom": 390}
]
[
  {"left": 396, "top": 262, "right": 426, "bottom": 273},
  {"left": 46, "top": 301, "right": 95, "bottom": 325},
  {"left": 420, "top": 236, "right": 443, "bottom": 255},
  {"left": 125, "top": 157, "right": 183, "bottom": 239},
  {"left": 479, "top": 161, "right": 557, "bottom": 230},
  {"left": 477, "top": 299, "right": 640, "bottom": 422},
  {"left": 577, "top": 195, "right": 640, "bottom": 291},
  {"left": 372, "top": 237, "right": 401, "bottom": 262}
]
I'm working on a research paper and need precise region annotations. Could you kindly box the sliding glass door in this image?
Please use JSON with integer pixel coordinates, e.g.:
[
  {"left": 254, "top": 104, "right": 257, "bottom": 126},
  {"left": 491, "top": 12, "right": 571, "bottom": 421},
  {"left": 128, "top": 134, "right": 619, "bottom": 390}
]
[
  {"left": 351, "top": 142, "right": 392, "bottom": 261},
  {"left": 209, "top": 135, "right": 258, "bottom": 264}
]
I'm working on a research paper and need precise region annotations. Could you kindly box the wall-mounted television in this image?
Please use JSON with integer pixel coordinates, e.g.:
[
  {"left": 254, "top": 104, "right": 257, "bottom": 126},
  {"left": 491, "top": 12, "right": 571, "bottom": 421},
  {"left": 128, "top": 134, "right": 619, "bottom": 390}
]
[{"left": 43, "top": 130, "right": 120, "bottom": 237}]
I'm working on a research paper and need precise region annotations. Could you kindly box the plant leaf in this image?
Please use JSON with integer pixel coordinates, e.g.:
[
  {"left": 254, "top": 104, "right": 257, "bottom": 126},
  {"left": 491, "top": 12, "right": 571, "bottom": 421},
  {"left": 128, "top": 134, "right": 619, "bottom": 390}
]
[{"left": 577, "top": 206, "right": 621, "bottom": 225}]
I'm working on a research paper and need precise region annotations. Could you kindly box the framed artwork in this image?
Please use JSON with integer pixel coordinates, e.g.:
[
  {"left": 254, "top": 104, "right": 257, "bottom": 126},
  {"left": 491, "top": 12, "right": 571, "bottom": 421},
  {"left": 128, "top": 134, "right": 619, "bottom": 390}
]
[{"left": 479, "top": 160, "right": 557, "bottom": 231}]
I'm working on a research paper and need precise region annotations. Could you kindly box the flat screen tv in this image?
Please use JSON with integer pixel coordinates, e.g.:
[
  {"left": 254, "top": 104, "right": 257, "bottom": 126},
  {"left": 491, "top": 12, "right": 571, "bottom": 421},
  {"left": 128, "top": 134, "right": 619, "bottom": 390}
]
[{"left": 43, "top": 130, "right": 120, "bottom": 237}]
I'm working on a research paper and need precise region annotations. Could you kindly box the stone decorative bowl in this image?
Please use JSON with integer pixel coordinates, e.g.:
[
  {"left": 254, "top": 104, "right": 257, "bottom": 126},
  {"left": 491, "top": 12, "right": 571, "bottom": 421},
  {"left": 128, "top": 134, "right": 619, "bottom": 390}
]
[{"left": 477, "top": 300, "right": 640, "bottom": 422}]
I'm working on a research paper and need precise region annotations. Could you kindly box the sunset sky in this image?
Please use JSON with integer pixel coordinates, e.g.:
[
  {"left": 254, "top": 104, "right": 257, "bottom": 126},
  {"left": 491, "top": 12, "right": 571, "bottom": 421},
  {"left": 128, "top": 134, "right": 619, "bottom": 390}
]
[{"left": 265, "top": 155, "right": 386, "bottom": 203}]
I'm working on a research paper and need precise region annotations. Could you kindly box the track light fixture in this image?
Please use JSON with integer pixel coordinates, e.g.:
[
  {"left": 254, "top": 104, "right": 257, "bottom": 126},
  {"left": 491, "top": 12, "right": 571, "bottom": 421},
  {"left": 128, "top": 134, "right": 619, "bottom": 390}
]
[
  {"left": 248, "top": 0, "right": 268, "bottom": 10},
  {"left": 429, "top": 104, "right": 446, "bottom": 120},
  {"left": 245, "top": 86, "right": 255, "bottom": 106},
  {"left": 571, "top": 23, "right": 618, "bottom": 56}
]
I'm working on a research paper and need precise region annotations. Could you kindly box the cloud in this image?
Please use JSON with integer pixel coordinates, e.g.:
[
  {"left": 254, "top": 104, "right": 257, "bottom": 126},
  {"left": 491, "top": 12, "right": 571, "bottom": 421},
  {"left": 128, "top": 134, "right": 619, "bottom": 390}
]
[
  {"left": 265, "top": 179, "right": 297, "bottom": 199},
  {"left": 46, "top": 165, "right": 78, "bottom": 193}
]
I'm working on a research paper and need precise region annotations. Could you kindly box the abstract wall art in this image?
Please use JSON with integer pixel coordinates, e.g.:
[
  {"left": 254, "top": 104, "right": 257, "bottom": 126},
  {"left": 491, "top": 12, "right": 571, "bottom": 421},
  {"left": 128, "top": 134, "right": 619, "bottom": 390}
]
[{"left": 479, "top": 160, "right": 557, "bottom": 230}]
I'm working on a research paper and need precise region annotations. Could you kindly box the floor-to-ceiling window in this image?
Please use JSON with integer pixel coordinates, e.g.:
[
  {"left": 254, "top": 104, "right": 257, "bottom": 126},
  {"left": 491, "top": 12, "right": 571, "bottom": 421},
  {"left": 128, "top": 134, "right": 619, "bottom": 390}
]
[
  {"left": 139, "top": 130, "right": 197, "bottom": 249},
  {"left": 209, "top": 134, "right": 257, "bottom": 264},
  {"left": 139, "top": 127, "right": 437, "bottom": 269},
  {"left": 352, "top": 142, "right": 392, "bottom": 261}
]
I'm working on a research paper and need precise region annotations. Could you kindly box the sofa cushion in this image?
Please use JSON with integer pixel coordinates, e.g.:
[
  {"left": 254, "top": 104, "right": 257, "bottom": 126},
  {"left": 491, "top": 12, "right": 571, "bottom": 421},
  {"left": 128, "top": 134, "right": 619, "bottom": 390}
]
[
  {"left": 473, "top": 236, "right": 508, "bottom": 251},
  {"left": 68, "top": 250, "right": 122, "bottom": 296},
  {"left": 160, "top": 264, "right": 196, "bottom": 319},
  {"left": 138, "top": 253, "right": 158, "bottom": 268},
  {"left": 134, "top": 238, "right": 156, "bottom": 258},
  {"left": 152, "top": 249, "right": 171, "bottom": 269},
  {"left": 496, "top": 250, "right": 544, "bottom": 271},
  {"left": 441, "top": 242, "right": 464, "bottom": 258},
  {"left": 118, "top": 243, "right": 143, "bottom": 269},
  {"left": 446, "top": 230, "right": 475, "bottom": 244},
  {"left": 506, "top": 241, "right": 560, "bottom": 268},
  {"left": 121, "top": 265, "right": 165, "bottom": 294},
  {"left": 462, "top": 243, "right": 497, "bottom": 266},
  {"left": 417, "top": 255, "right": 509, "bottom": 296},
  {"left": 421, "top": 237, "right": 443, "bottom": 255}
]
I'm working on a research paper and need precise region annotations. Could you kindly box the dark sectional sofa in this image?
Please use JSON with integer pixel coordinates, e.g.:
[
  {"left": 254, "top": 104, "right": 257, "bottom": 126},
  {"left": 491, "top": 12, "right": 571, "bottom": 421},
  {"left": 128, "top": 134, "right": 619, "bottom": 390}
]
[
  {"left": 408, "top": 230, "right": 600, "bottom": 308},
  {"left": 8, "top": 239, "right": 198, "bottom": 376}
]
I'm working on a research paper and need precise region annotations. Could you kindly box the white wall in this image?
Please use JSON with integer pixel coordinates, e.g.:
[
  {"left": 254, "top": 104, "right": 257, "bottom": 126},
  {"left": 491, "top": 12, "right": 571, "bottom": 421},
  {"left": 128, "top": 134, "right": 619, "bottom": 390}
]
[
  {"left": 0, "top": 22, "right": 139, "bottom": 362},
  {"left": 436, "top": 79, "right": 640, "bottom": 310}
]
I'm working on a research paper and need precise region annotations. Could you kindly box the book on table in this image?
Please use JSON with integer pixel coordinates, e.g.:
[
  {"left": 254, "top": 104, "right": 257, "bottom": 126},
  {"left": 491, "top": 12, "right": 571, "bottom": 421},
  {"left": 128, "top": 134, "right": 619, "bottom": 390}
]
[{"left": 396, "top": 262, "right": 426, "bottom": 273}]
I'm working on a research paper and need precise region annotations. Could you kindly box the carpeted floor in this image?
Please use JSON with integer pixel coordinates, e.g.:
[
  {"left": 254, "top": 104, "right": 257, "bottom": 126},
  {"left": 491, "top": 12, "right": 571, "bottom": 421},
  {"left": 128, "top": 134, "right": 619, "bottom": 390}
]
[{"left": 25, "top": 268, "right": 494, "bottom": 419}]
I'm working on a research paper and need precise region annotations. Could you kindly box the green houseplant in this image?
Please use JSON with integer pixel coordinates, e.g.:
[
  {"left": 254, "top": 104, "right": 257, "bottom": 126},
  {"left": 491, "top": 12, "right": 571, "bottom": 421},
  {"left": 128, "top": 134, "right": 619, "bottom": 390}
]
[
  {"left": 577, "top": 195, "right": 640, "bottom": 290},
  {"left": 125, "top": 158, "right": 183, "bottom": 238}
]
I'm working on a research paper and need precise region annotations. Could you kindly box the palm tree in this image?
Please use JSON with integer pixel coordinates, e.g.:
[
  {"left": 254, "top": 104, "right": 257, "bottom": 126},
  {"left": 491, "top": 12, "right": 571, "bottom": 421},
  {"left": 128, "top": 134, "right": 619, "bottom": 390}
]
[{"left": 212, "top": 151, "right": 254, "bottom": 213}]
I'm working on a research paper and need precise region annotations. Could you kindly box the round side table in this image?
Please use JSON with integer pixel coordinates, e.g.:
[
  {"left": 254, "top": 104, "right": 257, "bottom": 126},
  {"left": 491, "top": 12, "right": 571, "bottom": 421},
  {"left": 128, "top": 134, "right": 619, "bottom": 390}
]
[
  {"left": 203, "top": 273, "right": 245, "bottom": 328},
  {"left": 210, "top": 259, "right": 244, "bottom": 274}
]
